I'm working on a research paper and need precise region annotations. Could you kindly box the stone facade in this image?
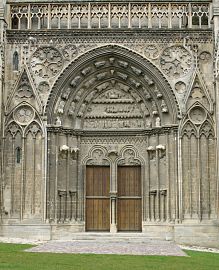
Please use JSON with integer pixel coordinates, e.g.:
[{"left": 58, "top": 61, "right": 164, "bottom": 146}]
[{"left": 0, "top": 0, "right": 219, "bottom": 247}]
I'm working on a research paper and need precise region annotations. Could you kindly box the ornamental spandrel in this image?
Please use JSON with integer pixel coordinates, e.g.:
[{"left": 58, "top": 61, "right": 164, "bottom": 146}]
[{"left": 1, "top": 0, "right": 219, "bottom": 248}]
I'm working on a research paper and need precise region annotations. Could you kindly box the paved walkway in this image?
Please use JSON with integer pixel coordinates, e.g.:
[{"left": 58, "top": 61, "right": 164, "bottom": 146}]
[{"left": 26, "top": 240, "right": 186, "bottom": 256}]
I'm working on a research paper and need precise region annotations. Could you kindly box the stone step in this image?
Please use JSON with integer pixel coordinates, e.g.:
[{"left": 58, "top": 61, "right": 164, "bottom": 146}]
[{"left": 58, "top": 232, "right": 164, "bottom": 242}]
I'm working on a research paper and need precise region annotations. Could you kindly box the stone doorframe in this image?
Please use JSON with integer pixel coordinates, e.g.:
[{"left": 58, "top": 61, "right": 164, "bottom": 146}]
[{"left": 83, "top": 144, "right": 144, "bottom": 233}]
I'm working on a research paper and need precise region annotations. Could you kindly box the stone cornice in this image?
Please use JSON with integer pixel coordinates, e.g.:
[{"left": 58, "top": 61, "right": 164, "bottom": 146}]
[
  {"left": 46, "top": 125, "right": 178, "bottom": 136},
  {"left": 6, "top": 29, "right": 213, "bottom": 44},
  {"left": 6, "top": 1, "right": 213, "bottom": 3}
]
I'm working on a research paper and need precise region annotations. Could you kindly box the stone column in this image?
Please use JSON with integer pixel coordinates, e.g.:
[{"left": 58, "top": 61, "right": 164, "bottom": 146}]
[
  {"left": 0, "top": 1, "right": 5, "bottom": 217},
  {"left": 110, "top": 192, "right": 117, "bottom": 233},
  {"left": 108, "top": 149, "right": 118, "bottom": 233},
  {"left": 213, "top": 0, "right": 219, "bottom": 219}
]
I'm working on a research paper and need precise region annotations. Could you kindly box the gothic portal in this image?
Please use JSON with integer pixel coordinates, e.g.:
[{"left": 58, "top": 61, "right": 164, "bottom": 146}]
[{"left": 0, "top": 0, "right": 219, "bottom": 247}]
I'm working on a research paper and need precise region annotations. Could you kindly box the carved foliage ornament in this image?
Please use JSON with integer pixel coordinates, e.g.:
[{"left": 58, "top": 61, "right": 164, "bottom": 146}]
[
  {"left": 30, "top": 47, "right": 63, "bottom": 78},
  {"left": 160, "top": 46, "right": 193, "bottom": 78}
]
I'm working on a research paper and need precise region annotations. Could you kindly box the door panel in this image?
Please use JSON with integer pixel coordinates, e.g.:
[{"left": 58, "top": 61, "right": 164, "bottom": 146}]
[
  {"left": 86, "top": 166, "right": 110, "bottom": 231},
  {"left": 117, "top": 166, "right": 142, "bottom": 231}
]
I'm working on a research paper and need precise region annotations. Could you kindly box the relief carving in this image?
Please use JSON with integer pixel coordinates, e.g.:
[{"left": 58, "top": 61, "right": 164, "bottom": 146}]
[
  {"left": 30, "top": 47, "right": 63, "bottom": 78},
  {"left": 154, "top": 86, "right": 162, "bottom": 98},
  {"left": 129, "top": 78, "right": 141, "bottom": 88},
  {"left": 144, "top": 75, "right": 154, "bottom": 86},
  {"left": 131, "top": 66, "right": 142, "bottom": 76},
  {"left": 77, "top": 103, "right": 86, "bottom": 117},
  {"left": 143, "top": 44, "right": 160, "bottom": 59},
  {"left": 14, "top": 105, "right": 34, "bottom": 125},
  {"left": 117, "top": 72, "right": 128, "bottom": 80},
  {"left": 118, "top": 60, "right": 128, "bottom": 68},
  {"left": 15, "top": 71, "right": 33, "bottom": 99},
  {"left": 57, "top": 100, "right": 65, "bottom": 115},
  {"left": 175, "top": 81, "right": 186, "bottom": 94},
  {"left": 189, "top": 106, "right": 206, "bottom": 125},
  {"left": 70, "top": 76, "right": 81, "bottom": 88},
  {"left": 142, "top": 87, "right": 152, "bottom": 100},
  {"left": 81, "top": 67, "right": 92, "bottom": 76},
  {"left": 161, "top": 100, "right": 168, "bottom": 113},
  {"left": 94, "top": 61, "right": 106, "bottom": 68},
  {"left": 160, "top": 46, "right": 193, "bottom": 78},
  {"left": 62, "top": 88, "right": 71, "bottom": 100},
  {"left": 199, "top": 51, "right": 211, "bottom": 62},
  {"left": 155, "top": 117, "right": 161, "bottom": 127},
  {"left": 68, "top": 102, "right": 76, "bottom": 116},
  {"left": 152, "top": 101, "right": 158, "bottom": 115},
  {"left": 118, "top": 149, "right": 140, "bottom": 166},
  {"left": 87, "top": 149, "right": 109, "bottom": 166},
  {"left": 62, "top": 44, "right": 78, "bottom": 60}
]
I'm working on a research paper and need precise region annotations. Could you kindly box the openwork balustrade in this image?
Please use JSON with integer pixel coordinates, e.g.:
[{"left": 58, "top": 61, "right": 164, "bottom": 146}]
[{"left": 9, "top": 1, "right": 212, "bottom": 30}]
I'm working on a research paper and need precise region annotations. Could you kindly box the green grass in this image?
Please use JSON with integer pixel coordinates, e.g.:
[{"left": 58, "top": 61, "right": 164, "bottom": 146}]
[{"left": 0, "top": 243, "right": 219, "bottom": 270}]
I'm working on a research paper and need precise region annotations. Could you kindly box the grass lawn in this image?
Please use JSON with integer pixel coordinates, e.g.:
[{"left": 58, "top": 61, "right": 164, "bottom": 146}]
[{"left": 0, "top": 243, "right": 219, "bottom": 270}]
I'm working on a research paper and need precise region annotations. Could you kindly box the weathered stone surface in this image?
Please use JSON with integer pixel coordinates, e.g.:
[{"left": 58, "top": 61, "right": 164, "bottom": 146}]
[{"left": 0, "top": 0, "right": 218, "bottom": 248}]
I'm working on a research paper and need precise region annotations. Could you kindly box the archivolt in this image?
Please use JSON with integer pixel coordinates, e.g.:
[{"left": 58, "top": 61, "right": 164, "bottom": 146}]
[{"left": 46, "top": 45, "right": 180, "bottom": 126}]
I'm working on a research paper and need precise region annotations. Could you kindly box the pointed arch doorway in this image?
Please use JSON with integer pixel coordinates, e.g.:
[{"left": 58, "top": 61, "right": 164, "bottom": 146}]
[{"left": 45, "top": 45, "right": 180, "bottom": 232}]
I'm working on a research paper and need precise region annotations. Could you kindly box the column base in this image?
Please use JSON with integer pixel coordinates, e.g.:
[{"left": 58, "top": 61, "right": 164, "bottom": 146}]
[{"left": 110, "top": 224, "right": 117, "bottom": 233}]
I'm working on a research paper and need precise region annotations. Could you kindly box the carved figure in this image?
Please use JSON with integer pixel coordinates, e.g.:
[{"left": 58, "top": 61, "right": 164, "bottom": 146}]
[
  {"left": 155, "top": 117, "right": 161, "bottom": 127},
  {"left": 57, "top": 100, "right": 65, "bottom": 114},
  {"left": 161, "top": 100, "right": 168, "bottom": 113},
  {"left": 68, "top": 101, "right": 76, "bottom": 116},
  {"left": 56, "top": 116, "right": 62, "bottom": 126}
]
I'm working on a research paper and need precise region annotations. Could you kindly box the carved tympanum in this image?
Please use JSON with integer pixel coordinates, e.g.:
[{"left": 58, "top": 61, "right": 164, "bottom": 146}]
[
  {"left": 83, "top": 83, "right": 149, "bottom": 129},
  {"left": 118, "top": 149, "right": 140, "bottom": 165},
  {"left": 87, "top": 149, "right": 109, "bottom": 165}
]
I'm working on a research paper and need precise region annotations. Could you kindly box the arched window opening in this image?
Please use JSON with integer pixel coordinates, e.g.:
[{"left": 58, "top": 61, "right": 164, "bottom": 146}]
[
  {"left": 16, "top": 147, "right": 22, "bottom": 164},
  {"left": 13, "top": 51, "right": 19, "bottom": 71},
  {"left": 12, "top": 16, "right": 19, "bottom": 29}
]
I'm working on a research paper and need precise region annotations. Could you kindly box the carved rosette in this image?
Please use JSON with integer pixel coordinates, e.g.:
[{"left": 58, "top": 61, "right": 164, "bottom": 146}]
[
  {"left": 30, "top": 47, "right": 63, "bottom": 78},
  {"left": 13, "top": 105, "right": 35, "bottom": 125},
  {"left": 188, "top": 106, "right": 206, "bottom": 125},
  {"left": 160, "top": 46, "right": 193, "bottom": 78},
  {"left": 175, "top": 81, "right": 186, "bottom": 94},
  {"left": 143, "top": 44, "right": 160, "bottom": 59}
]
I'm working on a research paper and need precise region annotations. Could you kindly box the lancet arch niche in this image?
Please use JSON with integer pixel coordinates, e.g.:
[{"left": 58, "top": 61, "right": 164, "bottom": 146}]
[{"left": 46, "top": 45, "right": 181, "bottom": 232}]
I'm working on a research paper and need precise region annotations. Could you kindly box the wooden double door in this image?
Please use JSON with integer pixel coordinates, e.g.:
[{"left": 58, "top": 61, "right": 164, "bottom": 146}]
[{"left": 86, "top": 166, "right": 142, "bottom": 232}]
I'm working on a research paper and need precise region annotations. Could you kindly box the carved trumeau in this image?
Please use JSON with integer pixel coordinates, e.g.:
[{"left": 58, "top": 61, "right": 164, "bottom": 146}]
[{"left": 82, "top": 81, "right": 150, "bottom": 129}]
